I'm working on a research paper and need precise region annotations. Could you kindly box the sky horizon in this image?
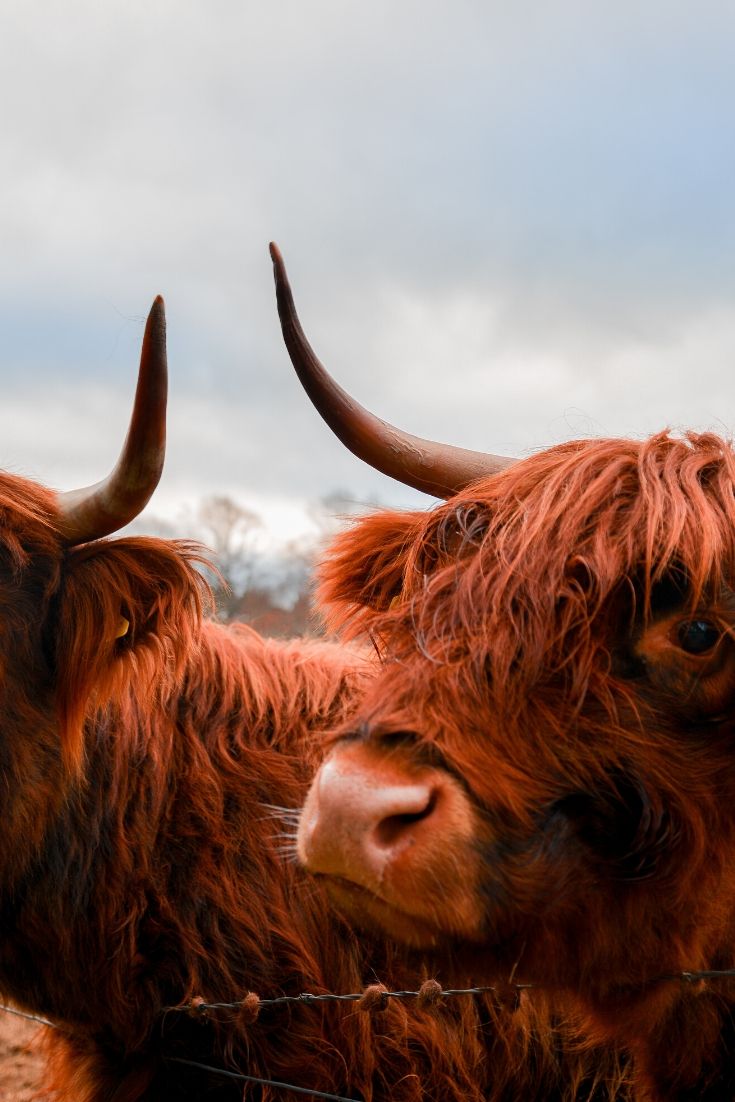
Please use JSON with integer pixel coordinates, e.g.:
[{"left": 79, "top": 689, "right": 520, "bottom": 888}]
[{"left": 2, "top": 1, "right": 734, "bottom": 547}]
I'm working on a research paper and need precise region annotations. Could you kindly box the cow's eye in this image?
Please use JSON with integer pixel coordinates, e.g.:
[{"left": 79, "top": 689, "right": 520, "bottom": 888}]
[{"left": 676, "top": 620, "right": 720, "bottom": 655}]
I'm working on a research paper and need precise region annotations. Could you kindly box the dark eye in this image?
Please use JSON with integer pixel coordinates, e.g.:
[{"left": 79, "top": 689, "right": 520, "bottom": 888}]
[{"left": 676, "top": 620, "right": 720, "bottom": 655}]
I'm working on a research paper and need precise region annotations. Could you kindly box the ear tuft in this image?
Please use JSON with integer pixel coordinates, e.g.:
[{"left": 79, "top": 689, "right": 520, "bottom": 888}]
[
  {"left": 315, "top": 510, "right": 421, "bottom": 638},
  {"left": 52, "top": 538, "right": 212, "bottom": 770}
]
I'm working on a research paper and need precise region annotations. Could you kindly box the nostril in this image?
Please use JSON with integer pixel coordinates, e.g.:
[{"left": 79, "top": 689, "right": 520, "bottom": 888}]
[{"left": 374, "top": 789, "right": 438, "bottom": 848}]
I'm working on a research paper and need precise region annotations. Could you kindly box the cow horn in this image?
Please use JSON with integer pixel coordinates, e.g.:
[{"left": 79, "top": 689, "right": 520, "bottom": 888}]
[
  {"left": 57, "top": 296, "right": 168, "bottom": 545},
  {"left": 270, "top": 242, "right": 515, "bottom": 499}
]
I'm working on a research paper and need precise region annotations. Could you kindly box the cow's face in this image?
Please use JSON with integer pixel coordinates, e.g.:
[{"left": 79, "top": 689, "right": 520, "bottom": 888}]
[
  {"left": 0, "top": 466, "right": 209, "bottom": 891},
  {"left": 0, "top": 299, "right": 183, "bottom": 890},
  {"left": 300, "top": 433, "right": 735, "bottom": 995}
]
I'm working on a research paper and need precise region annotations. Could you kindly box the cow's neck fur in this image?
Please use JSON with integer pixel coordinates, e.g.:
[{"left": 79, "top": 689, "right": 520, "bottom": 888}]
[{"left": 0, "top": 474, "right": 624, "bottom": 1102}]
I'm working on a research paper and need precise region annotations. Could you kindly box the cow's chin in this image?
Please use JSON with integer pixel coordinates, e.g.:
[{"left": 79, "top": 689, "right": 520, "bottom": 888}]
[{"left": 320, "top": 875, "right": 486, "bottom": 949}]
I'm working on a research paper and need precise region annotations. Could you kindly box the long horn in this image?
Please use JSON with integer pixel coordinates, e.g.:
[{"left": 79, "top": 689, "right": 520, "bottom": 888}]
[
  {"left": 270, "top": 242, "right": 514, "bottom": 499},
  {"left": 57, "top": 296, "right": 168, "bottom": 545}
]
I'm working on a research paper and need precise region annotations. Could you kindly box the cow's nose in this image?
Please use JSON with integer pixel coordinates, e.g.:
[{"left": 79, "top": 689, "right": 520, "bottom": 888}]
[{"left": 297, "top": 744, "right": 446, "bottom": 886}]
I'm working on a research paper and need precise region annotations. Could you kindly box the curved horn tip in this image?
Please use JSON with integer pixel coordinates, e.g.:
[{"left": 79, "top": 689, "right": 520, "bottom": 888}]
[
  {"left": 142, "top": 296, "right": 167, "bottom": 358},
  {"left": 269, "top": 242, "right": 289, "bottom": 288},
  {"left": 148, "top": 295, "right": 166, "bottom": 323},
  {"left": 56, "top": 292, "right": 168, "bottom": 546}
]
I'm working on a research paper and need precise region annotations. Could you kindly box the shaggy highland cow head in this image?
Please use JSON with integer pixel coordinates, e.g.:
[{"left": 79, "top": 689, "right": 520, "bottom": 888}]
[{"left": 271, "top": 247, "right": 735, "bottom": 1082}]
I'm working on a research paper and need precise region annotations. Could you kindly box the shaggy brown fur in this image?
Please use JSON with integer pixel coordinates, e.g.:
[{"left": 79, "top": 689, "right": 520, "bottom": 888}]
[
  {"left": 309, "top": 431, "right": 735, "bottom": 1101},
  {"left": 0, "top": 471, "right": 627, "bottom": 1100}
]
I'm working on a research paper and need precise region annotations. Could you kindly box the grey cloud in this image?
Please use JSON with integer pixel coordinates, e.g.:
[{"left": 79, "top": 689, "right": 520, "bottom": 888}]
[{"left": 0, "top": 0, "right": 734, "bottom": 530}]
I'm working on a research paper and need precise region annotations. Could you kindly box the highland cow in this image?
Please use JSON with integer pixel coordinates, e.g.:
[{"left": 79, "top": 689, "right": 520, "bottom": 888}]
[
  {"left": 271, "top": 244, "right": 735, "bottom": 1101},
  {"left": 0, "top": 295, "right": 626, "bottom": 1101}
]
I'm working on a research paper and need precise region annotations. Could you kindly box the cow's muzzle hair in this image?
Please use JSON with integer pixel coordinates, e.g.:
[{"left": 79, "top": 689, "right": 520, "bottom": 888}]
[
  {"left": 270, "top": 242, "right": 513, "bottom": 498},
  {"left": 56, "top": 296, "right": 168, "bottom": 545}
]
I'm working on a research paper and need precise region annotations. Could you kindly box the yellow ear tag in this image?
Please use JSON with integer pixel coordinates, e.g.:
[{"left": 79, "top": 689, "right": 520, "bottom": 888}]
[
  {"left": 114, "top": 617, "right": 130, "bottom": 640},
  {"left": 389, "top": 595, "right": 401, "bottom": 610}
]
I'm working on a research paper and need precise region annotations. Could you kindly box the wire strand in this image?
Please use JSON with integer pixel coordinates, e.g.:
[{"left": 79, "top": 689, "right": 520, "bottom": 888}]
[
  {"left": 6, "top": 969, "right": 735, "bottom": 1102},
  {"left": 167, "top": 1057, "right": 360, "bottom": 1101},
  {"left": 166, "top": 969, "right": 735, "bottom": 1015},
  {"left": 0, "top": 1004, "right": 56, "bottom": 1029}
]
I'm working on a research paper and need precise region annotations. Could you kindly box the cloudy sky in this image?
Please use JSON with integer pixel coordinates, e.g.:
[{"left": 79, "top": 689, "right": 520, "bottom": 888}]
[{"left": 2, "top": 1, "right": 734, "bottom": 541}]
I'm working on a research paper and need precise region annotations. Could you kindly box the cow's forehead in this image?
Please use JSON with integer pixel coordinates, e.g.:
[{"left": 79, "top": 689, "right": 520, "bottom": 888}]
[
  {"left": 357, "top": 431, "right": 735, "bottom": 757},
  {"left": 412, "top": 431, "right": 735, "bottom": 600}
]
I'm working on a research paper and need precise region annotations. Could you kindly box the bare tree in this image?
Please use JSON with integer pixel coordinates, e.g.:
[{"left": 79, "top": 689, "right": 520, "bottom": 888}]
[
  {"left": 132, "top": 490, "right": 378, "bottom": 634},
  {"left": 307, "top": 489, "right": 379, "bottom": 542},
  {"left": 185, "top": 495, "right": 263, "bottom": 618}
]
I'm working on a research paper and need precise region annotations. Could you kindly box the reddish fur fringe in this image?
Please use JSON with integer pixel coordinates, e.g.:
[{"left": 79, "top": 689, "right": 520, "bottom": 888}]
[
  {"left": 0, "top": 472, "right": 627, "bottom": 1101},
  {"left": 315, "top": 431, "right": 735, "bottom": 1099}
]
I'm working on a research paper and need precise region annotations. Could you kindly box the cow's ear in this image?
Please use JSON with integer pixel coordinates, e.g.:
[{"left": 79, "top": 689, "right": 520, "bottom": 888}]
[
  {"left": 315, "top": 510, "right": 422, "bottom": 637},
  {"left": 51, "top": 538, "right": 210, "bottom": 769}
]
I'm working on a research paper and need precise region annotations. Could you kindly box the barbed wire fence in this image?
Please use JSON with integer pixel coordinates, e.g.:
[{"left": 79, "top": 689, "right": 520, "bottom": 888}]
[{"left": 4, "top": 968, "right": 735, "bottom": 1101}]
